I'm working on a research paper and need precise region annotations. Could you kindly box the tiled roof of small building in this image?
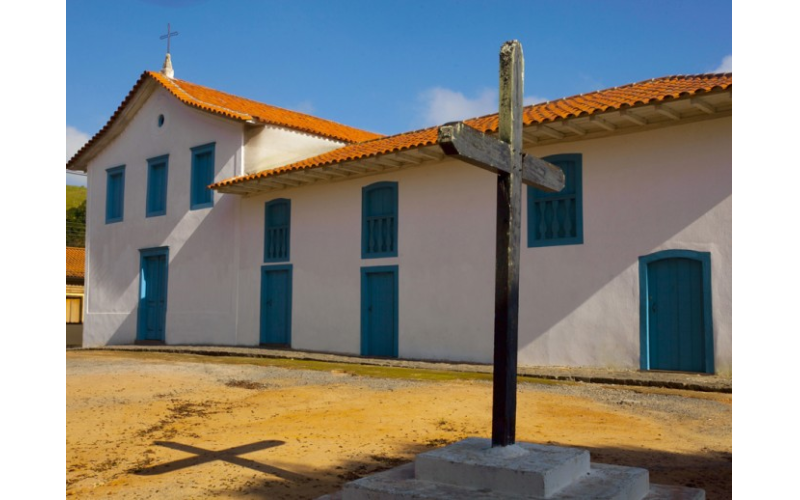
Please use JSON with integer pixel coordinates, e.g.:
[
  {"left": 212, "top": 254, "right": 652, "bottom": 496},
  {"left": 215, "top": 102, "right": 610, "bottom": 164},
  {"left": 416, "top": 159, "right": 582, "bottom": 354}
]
[
  {"left": 211, "top": 73, "right": 732, "bottom": 189},
  {"left": 66, "top": 247, "right": 85, "bottom": 280}
]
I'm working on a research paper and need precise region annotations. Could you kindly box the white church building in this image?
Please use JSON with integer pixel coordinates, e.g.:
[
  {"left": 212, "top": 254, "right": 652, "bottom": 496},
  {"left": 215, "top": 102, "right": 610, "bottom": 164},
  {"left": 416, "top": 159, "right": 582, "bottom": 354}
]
[{"left": 67, "top": 58, "right": 732, "bottom": 375}]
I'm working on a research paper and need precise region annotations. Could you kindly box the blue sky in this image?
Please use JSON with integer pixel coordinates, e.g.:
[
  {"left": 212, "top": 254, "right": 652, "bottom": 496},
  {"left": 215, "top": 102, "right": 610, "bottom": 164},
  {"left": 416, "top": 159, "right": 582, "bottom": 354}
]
[{"left": 66, "top": 0, "right": 731, "bottom": 185}]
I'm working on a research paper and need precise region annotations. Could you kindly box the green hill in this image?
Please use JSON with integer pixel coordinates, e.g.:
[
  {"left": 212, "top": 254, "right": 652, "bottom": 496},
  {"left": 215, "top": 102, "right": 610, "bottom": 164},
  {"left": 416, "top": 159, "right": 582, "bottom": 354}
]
[
  {"left": 67, "top": 185, "right": 87, "bottom": 211},
  {"left": 67, "top": 186, "right": 87, "bottom": 247}
]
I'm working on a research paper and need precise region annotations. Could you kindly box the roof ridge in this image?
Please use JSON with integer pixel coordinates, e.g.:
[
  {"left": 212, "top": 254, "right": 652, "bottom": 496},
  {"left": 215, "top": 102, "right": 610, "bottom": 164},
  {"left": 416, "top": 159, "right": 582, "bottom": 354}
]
[
  {"left": 147, "top": 71, "right": 383, "bottom": 142},
  {"left": 539, "top": 73, "right": 733, "bottom": 109},
  {"left": 354, "top": 124, "right": 440, "bottom": 145},
  {"left": 165, "top": 73, "right": 366, "bottom": 128},
  {"left": 410, "top": 73, "right": 733, "bottom": 132},
  {"left": 151, "top": 72, "right": 253, "bottom": 120}
]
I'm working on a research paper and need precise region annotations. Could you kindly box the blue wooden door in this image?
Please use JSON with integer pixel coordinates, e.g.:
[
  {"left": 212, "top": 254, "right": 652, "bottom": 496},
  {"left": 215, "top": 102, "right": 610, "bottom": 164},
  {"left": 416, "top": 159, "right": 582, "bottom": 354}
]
[
  {"left": 647, "top": 257, "right": 706, "bottom": 372},
  {"left": 138, "top": 249, "right": 168, "bottom": 342},
  {"left": 361, "top": 267, "right": 398, "bottom": 357},
  {"left": 260, "top": 266, "right": 292, "bottom": 345}
]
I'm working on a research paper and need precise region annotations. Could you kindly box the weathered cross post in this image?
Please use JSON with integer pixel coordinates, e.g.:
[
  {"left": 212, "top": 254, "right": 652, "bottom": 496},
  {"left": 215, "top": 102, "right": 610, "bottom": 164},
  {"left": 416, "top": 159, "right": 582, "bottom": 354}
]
[{"left": 438, "top": 41, "right": 565, "bottom": 447}]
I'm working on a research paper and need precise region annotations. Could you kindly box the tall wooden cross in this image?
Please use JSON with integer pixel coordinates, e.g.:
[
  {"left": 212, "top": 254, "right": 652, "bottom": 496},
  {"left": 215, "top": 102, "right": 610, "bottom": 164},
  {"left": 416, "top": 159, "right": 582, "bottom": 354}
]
[
  {"left": 160, "top": 23, "right": 179, "bottom": 54},
  {"left": 438, "top": 41, "right": 565, "bottom": 447}
]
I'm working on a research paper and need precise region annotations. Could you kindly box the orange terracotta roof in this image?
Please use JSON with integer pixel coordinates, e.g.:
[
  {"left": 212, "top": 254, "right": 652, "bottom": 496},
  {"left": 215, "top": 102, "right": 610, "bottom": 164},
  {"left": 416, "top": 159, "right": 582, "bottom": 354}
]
[
  {"left": 146, "top": 72, "right": 383, "bottom": 143},
  {"left": 66, "top": 247, "right": 85, "bottom": 280},
  {"left": 67, "top": 71, "right": 382, "bottom": 170},
  {"left": 212, "top": 73, "right": 732, "bottom": 189}
]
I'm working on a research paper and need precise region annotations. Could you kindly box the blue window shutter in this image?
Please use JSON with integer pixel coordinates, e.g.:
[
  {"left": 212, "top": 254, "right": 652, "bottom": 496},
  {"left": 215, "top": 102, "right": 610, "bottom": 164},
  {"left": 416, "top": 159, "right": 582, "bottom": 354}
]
[
  {"left": 105, "top": 165, "right": 125, "bottom": 224},
  {"left": 264, "top": 199, "right": 291, "bottom": 262},
  {"left": 146, "top": 155, "right": 169, "bottom": 217},
  {"left": 362, "top": 182, "right": 398, "bottom": 258},
  {"left": 191, "top": 143, "right": 215, "bottom": 210},
  {"left": 527, "top": 154, "right": 583, "bottom": 247}
]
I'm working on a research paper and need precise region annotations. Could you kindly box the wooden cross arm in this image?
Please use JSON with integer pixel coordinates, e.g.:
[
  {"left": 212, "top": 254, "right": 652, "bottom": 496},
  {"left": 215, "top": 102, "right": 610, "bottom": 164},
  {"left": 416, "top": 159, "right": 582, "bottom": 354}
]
[{"left": 438, "top": 121, "right": 565, "bottom": 193}]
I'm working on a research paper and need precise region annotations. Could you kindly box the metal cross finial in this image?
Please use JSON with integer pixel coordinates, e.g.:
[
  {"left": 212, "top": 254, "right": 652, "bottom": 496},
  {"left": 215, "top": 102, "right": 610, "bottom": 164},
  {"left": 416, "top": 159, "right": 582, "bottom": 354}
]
[{"left": 160, "top": 23, "right": 179, "bottom": 54}]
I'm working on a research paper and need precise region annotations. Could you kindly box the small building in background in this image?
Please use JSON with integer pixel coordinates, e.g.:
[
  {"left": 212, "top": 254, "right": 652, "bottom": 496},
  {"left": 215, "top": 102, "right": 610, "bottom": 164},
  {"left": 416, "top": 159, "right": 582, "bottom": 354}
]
[{"left": 66, "top": 246, "right": 85, "bottom": 347}]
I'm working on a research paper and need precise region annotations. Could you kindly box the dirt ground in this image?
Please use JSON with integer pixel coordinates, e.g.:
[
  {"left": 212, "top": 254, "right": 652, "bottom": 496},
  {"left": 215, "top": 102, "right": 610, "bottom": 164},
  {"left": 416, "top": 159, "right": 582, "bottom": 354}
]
[{"left": 66, "top": 351, "right": 731, "bottom": 499}]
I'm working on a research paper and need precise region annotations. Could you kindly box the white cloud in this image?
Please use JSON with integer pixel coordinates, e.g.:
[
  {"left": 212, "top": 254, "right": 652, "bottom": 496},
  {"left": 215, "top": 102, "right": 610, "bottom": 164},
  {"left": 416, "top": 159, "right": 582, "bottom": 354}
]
[
  {"left": 66, "top": 126, "right": 90, "bottom": 161},
  {"left": 294, "top": 100, "right": 316, "bottom": 114},
  {"left": 714, "top": 55, "right": 732, "bottom": 73},
  {"left": 523, "top": 95, "right": 546, "bottom": 106},
  {"left": 418, "top": 87, "right": 546, "bottom": 126},
  {"left": 419, "top": 88, "right": 496, "bottom": 125}
]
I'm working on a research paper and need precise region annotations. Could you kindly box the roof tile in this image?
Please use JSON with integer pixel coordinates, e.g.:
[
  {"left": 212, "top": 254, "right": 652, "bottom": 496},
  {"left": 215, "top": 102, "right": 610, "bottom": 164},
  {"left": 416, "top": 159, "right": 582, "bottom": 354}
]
[
  {"left": 147, "top": 72, "right": 382, "bottom": 143},
  {"left": 67, "top": 71, "right": 382, "bottom": 170},
  {"left": 212, "top": 73, "right": 732, "bottom": 189},
  {"left": 66, "top": 247, "right": 85, "bottom": 280}
]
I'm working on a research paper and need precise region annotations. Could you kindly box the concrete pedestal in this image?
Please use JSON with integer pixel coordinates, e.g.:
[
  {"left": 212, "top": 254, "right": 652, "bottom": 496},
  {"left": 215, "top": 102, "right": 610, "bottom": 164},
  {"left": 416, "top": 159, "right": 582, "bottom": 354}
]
[{"left": 319, "top": 438, "right": 705, "bottom": 500}]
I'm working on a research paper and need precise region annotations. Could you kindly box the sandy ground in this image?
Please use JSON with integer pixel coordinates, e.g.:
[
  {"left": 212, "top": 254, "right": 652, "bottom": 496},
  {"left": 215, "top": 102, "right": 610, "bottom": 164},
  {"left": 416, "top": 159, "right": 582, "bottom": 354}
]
[{"left": 66, "top": 351, "right": 731, "bottom": 499}]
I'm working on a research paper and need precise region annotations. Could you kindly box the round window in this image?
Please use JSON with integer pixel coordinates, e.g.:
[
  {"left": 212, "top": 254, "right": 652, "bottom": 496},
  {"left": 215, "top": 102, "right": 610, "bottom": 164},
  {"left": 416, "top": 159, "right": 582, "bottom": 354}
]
[{"left": 158, "top": 114, "right": 165, "bottom": 127}]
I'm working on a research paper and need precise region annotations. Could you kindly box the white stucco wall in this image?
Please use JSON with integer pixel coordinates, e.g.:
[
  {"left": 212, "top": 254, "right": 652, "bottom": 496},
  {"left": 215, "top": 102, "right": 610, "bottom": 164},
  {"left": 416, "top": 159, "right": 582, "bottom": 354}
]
[
  {"left": 243, "top": 125, "right": 344, "bottom": 174},
  {"left": 236, "top": 164, "right": 498, "bottom": 361},
  {"left": 84, "top": 87, "right": 244, "bottom": 346},
  {"left": 236, "top": 116, "right": 731, "bottom": 373},
  {"left": 84, "top": 90, "right": 731, "bottom": 374},
  {"left": 518, "top": 118, "right": 732, "bottom": 374}
]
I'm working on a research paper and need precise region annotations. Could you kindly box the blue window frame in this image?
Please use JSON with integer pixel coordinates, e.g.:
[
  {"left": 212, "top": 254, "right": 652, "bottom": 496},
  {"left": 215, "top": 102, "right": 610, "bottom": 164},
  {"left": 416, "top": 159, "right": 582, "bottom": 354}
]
[
  {"left": 362, "top": 181, "right": 398, "bottom": 258},
  {"left": 190, "top": 142, "right": 215, "bottom": 210},
  {"left": 105, "top": 165, "right": 125, "bottom": 224},
  {"left": 146, "top": 154, "right": 169, "bottom": 217},
  {"left": 264, "top": 198, "right": 291, "bottom": 262},
  {"left": 527, "top": 153, "right": 583, "bottom": 247}
]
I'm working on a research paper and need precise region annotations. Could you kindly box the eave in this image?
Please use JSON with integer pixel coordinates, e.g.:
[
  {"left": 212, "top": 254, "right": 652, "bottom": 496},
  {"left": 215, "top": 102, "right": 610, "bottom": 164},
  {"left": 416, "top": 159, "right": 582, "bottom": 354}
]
[{"left": 212, "top": 87, "right": 732, "bottom": 196}]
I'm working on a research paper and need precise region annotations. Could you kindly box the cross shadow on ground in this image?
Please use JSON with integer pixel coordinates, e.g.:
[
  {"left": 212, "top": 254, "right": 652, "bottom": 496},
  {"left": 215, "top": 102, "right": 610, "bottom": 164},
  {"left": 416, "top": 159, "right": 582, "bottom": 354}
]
[{"left": 134, "top": 439, "right": 307, "bottom": 483}]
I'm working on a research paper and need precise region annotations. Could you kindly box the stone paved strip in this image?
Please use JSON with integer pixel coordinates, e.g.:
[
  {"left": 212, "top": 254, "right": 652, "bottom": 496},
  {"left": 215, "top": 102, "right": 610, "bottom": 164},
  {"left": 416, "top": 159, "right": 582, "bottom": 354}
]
[{"left": 73, "top": 345, "right": 731, "bottom": 393}]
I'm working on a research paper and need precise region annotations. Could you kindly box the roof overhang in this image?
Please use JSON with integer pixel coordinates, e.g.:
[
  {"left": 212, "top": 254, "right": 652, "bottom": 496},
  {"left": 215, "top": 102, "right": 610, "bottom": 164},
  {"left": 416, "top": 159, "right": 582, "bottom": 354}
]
[
  {"left": 213, "top": 87, "right": 732, "bottom": 196},
  {"left": 216, "top": 145, "right": 446, "bottom": 195}
]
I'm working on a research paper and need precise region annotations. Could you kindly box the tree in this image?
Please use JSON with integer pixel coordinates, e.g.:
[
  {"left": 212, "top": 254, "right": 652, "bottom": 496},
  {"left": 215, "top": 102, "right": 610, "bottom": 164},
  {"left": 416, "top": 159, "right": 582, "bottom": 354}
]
[{"left": 66, "top": 200, "right": 86, "bottom": 247}]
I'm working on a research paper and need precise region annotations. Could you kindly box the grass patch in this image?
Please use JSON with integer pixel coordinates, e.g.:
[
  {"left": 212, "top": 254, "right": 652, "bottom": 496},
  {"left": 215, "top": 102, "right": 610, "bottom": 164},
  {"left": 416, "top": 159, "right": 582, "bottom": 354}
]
[
  {"left": 369, "top": 454, "right": 408, "bottom": 469},
  {"left": 136, "top": 399, "right": 214, "bottom": 439},
  {"left": 424, "top": 437, "right": 456, "bottom": 447},
  {"left": 225, "top": 379, "right": 270, "bottom": 390},
  {"left": 435, "top": 418, "right": 457, "bottom": 432},
  {"left": 73, "top": 349, "right": 572, "bottom": 386},
  {"left": 92, "top": 457, "right": 121, "bottom": 473},
  {"left": 126, "top": 452, "right": 155, "bottom": 474},
  {"left": 66, "top": 185, "right": 86, "bottom": 211}
]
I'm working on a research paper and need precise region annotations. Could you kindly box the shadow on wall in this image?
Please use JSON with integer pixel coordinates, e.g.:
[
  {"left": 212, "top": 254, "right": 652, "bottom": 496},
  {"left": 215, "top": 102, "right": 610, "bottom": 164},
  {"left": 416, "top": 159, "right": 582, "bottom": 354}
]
[
  {"left": 101, "top": 122, "right": 732, "bottom": 366},
  {"left": 159, "top": 194, "right": 239, "bottom": 345},
  {"left": 106, "top": 309, "right": 139, "bottom": 345},
  {"left": 103, "top": 192, "right": 239, "bottom": 345},
  {"left": 519, "top": 126, "right": 731, "bottom": 366}
]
